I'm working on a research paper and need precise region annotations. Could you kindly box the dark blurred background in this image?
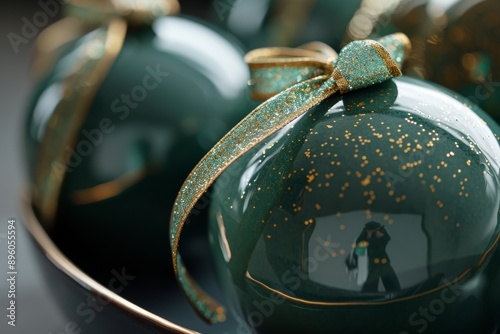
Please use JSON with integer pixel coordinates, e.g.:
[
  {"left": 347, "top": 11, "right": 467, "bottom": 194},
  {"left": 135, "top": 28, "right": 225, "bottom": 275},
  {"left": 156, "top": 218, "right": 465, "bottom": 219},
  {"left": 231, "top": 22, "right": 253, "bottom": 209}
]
[{"left": 0, "top": 1, "right": 67, "bottom": 333}]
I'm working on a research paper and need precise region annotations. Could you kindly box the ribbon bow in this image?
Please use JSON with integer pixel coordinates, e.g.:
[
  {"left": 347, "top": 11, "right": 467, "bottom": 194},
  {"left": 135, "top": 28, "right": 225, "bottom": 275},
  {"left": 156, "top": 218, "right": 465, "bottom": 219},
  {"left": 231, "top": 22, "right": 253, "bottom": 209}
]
[{"left": 169, "top": 33, "right": 411, "bottom": 324}]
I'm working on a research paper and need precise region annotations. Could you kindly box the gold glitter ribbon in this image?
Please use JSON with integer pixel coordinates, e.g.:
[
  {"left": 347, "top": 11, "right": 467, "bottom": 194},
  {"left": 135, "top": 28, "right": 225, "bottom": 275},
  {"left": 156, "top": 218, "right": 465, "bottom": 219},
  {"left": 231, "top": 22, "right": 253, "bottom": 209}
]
[
  {"left": 245, "top": 41, "right": 338, "bottom": 99},
  {"left": 32, "top": 0, "right": 179, "bottom": 227},
  {"left": 169, "top": 33, "right": 411, "bottom": 324},
  {"left": 32, "top": 0, "right": 180, "bottom": 79}
]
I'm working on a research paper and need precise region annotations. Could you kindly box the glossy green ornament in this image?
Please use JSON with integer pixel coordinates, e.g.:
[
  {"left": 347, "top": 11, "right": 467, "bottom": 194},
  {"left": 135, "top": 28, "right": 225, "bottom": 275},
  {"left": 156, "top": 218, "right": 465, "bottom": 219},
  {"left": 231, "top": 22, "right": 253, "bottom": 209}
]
[
  {"left": 25, "top": 5, "right": 255, "bottom": 284},
  {"left": 208, "top": 76, "right": 500, "bottom": 333},
  {"left": 169, "top": 33, "right": 411, "bottom": 324}
]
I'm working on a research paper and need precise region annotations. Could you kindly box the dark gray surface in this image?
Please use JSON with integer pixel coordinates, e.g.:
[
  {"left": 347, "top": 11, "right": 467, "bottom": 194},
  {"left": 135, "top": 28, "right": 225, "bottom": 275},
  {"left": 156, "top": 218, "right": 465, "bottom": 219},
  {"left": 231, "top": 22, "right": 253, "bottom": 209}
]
[{"left": 0, "top": 2, "right": 69, "bottom": 333}]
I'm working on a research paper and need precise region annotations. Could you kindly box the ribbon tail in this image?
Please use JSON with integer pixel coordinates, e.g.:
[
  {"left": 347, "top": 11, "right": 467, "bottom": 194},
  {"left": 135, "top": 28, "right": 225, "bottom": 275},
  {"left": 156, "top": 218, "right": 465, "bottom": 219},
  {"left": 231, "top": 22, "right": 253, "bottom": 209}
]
[
  {"left": 170, "top": 75, "right": 338, "bottom": 324},
  {"left": 229, "top": 91, "right": 337, "bottom": 295}
]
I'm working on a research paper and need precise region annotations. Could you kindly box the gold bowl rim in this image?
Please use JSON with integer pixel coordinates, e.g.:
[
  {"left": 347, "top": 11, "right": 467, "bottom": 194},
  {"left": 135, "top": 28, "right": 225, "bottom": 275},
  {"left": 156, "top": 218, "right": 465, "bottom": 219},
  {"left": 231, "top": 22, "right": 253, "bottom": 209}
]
[{"left": 20, "top": 192, "right": 197, "bottom": 334}]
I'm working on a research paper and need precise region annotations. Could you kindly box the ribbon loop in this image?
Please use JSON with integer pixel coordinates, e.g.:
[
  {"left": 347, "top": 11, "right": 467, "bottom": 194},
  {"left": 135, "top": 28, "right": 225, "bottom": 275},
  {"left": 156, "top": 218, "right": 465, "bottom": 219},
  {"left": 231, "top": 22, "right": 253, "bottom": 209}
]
[
  {"left": 245, "top": 42, "right": 337, "bottom": 100},
  {"left": 333, "top": 33, "right": 409, "bottom": 93},
  {"left": 169, "top": 33, "right": 411, "bottom": 325},
  {"left": 247, "top": 33, "right": 410, "bottom": 98}
]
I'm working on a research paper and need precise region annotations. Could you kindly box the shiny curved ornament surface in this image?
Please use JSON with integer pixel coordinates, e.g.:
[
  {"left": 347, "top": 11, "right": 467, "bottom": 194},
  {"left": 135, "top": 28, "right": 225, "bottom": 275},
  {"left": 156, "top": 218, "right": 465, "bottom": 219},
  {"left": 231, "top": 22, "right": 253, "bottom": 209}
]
[
  {"left": 33, "top": 18, "right": 127, "bottom": 227},
  {"left": 209, "top": 76, "right": 500, "bottom": 333},
  {"left": 25, "top": 1, "right": 254, "bottom": 285}
]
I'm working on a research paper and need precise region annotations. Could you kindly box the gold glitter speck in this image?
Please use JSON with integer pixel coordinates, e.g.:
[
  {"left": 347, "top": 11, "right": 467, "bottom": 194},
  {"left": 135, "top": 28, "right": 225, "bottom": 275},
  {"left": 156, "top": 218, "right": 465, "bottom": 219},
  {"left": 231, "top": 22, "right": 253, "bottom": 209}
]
[{"left": 360, "top": 175, "right": 371, "bottom": 186}]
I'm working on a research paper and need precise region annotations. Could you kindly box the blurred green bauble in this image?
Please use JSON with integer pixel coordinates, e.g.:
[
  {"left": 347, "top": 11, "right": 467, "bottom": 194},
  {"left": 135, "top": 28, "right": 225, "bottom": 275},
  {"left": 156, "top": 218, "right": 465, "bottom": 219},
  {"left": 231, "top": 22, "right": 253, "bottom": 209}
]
[
  {"left": 343, "top": 0, "right": 500, "bottom": 122},
  {"left": 25, "top": 13, "right": 255, "bottom": 281},
  {"left": 208, "top": 0, "right": 362, "bottom": 49},
  {"left": 423, "top": 0, "right": 500, "bottom": 121},
  {"left": 208, "top": 77, "right": 500, "bottom": 333}
]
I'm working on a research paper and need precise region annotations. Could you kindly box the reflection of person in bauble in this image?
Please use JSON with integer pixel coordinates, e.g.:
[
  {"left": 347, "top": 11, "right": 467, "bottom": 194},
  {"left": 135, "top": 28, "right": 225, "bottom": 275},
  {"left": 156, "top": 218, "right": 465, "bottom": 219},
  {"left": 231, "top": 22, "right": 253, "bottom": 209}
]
[{"left": 356, "top": 221, "right": 400, "bottom": 292}]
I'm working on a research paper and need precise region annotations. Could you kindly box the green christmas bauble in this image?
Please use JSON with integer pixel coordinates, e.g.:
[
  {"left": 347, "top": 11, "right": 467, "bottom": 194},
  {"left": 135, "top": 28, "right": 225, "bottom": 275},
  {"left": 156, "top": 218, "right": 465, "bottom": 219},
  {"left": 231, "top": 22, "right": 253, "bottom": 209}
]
[
  {"left": 25, "top": 11, "right": 255, "bottom": 281},
  {"left": 209, "top": 0, "right": 362, "bottom": 49},
  {"left": 423, "top": 0, "right": 500, "bottom": 121},
  {"left": 343, "top": 0, "right": 500, "bottom": 122},
  {"left": 208, "top": 77, "right": 500, "bottom": 333}
]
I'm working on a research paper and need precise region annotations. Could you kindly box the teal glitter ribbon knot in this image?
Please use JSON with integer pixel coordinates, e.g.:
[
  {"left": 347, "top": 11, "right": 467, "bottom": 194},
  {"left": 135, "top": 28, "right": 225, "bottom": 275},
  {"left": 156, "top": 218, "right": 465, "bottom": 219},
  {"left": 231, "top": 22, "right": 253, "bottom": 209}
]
[{"left": 169, "top": 33, "right": 411, "bottom": 324}]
